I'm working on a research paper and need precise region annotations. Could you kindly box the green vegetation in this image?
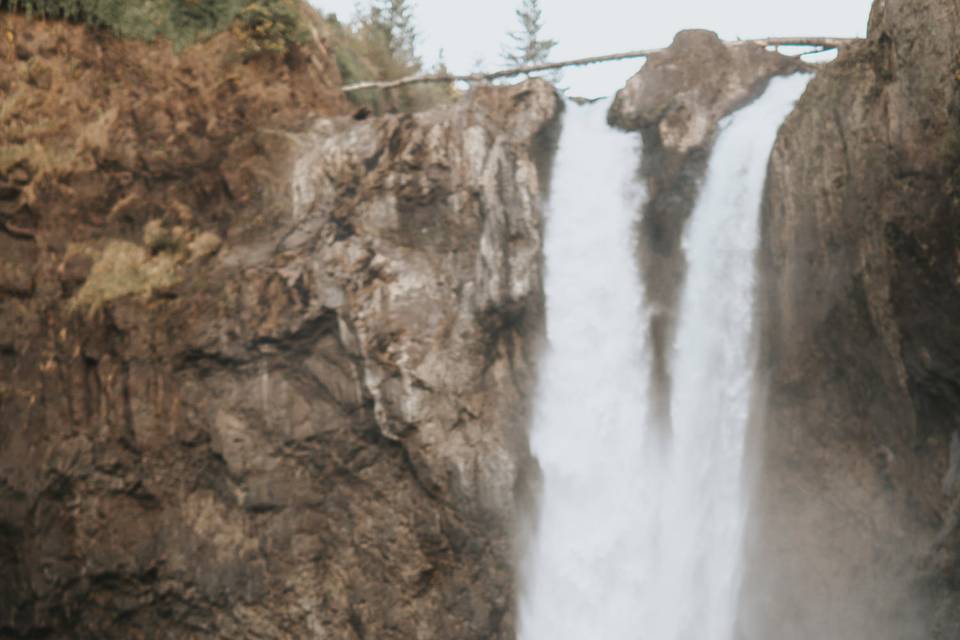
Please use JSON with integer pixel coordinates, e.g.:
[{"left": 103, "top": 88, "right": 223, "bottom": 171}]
[
  {"left": 324, "top": 1, "right": 457, "bottom": 113},
  {"left": 0, "top": 71, "right": 122, "bottom": 194},
  {"left": 232, "top": 1, "right": 307, "bottom": 59},
  {"left": 2, "top": 0, "right": 455, "bottom": 111},
  {"left": 503, "top": 0, "right": 556, "bottom": 68},
  {"left": 70, "top": 221, "right": 222, "bottom": 314},
  {"left": 69, "top": 240, "right": 182, "bottom": 315},
  {"left": 0, "top": 0, "right": 308, "bottom": 52}
]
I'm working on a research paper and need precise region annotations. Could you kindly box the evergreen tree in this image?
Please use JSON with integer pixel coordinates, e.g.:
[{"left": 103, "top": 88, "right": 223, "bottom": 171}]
[
  {"left": 364, "top": 0, "right": 419, "bottom": 69},
  {"left": 345, "top": 0, "right": 452, "bottom": 112},
  {"left": 503, "top": 0, "right": 557, "bottom": 69}
]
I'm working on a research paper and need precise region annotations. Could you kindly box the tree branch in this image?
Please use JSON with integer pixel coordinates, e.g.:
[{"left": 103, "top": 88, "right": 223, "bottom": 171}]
[
  {"left": 732, "top": 37, "right": 858, "bottom": 49},
  {"left": 342, "top": 37, "right": 861, "bottom": 93}
]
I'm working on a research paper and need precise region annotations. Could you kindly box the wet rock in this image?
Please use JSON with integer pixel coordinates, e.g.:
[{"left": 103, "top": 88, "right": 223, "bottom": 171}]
[
  {"left": 607, "top": 29, "right": 806, "bottom": 430},
  {"left": 743, "top": 1, "right": 960, "bottom": 638}
]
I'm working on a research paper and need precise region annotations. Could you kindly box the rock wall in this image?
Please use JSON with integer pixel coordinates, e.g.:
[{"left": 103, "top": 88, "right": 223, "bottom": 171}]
[
  {"left": 608, "top": 30, "right": 805, "bottom": 428},
  {"left": 742, "top": 1, "right": 960, "bottom": 638},
  {"left": 0, "top": 11, "right": 559, "bottom": 639}
]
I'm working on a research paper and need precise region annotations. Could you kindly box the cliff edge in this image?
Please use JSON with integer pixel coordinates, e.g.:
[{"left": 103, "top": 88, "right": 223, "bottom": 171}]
[{"left": 0, "top": 9, "right": 559, "bottom": 638}]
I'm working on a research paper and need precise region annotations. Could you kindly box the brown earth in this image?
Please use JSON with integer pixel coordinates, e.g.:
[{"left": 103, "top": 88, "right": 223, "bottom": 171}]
[{"left": 0, "top": 10, "right": 559, "bottom": 639}]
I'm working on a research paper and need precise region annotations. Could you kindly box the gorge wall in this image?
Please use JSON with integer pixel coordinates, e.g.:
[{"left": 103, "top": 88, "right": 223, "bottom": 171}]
[
  {"left": 5, "top": 0, "right": 960, "bottom": 637},
  {"left": 743, "top": 0, "right": 960, "bottom": 638},
  {"left": 0, "top": 10, "right": 558, "bottom": 638}
]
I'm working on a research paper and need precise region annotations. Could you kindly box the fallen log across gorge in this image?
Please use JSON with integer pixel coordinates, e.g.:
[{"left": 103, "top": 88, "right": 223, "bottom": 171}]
[{"left": 342, "top": 37, "right": 861, "bottom": 93}]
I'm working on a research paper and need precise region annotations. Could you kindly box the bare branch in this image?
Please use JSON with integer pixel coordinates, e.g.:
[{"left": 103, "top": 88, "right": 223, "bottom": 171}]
[
  {"left": 732, "top": 37, "right": 859, "bottom": 50},
  {"left": 341, "top": 37, "right": 861, "bottom": 93}
]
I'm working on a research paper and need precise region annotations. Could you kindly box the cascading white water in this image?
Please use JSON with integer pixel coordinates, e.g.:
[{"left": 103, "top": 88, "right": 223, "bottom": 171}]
[
  {"left": 517, "top": 97, "right": 650, "bottom": 640},
  {"left": 519, "top": 73, "right": 812, "bottom": 640}
]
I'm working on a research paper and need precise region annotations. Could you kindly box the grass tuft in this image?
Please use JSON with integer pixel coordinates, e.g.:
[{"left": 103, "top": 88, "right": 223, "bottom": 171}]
[
  {"left": 69, "top": 221, "right": 223, "bottom": 314},
  {"left": 70, "top": 241, "right": 181, "bottom": 314}
]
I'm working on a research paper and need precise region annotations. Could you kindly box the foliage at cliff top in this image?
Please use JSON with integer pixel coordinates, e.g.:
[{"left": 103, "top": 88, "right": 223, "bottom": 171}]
[
  {"left": 1, "top": 0, "right": 455, "bottom": 111},
  {"left": 0, "top": 0, "right": 308, "bottom": 52},
  {"left": 323, "top": 1, "right": 458, "bottom": 113}
]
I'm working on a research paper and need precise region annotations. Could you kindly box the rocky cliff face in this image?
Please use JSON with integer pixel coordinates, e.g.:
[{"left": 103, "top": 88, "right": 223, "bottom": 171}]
[
  {"left": 608, "top": 30, "right": 805, "bottom": 427},
  {"left": 742, "top": 1, "right": 960, "bottom": 638},
  {"left": 0, "top": 11, "right": 559, "bottom": 638}
]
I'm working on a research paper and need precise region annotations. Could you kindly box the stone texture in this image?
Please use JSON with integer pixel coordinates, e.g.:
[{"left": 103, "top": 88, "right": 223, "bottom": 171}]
[
  {"left": 285, "top": 83, "right": 558, "bottom": 527},
  {"left": 742, "top": 1, "right": 960, "bottom": 638},
  {"left": 608, "top": 30, "right": 808, "bottom": 150},
  {"left": 607, "top": 30, "right": 806, "bottom": 429},
  {"left": 0, "top": 9, "right": 560, "bottom": 638}
]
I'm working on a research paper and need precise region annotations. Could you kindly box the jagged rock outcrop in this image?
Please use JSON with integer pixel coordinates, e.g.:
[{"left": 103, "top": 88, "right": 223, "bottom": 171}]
[
  {"left": 0, "top": 10, "right": 559, "bottom": 638},
  {"left": 742, "top": 1, "right": 960, "bottom": 638},
  {"left": 608, "top": 30, "right": 807, "bottom": 151},
  {"left": 607, "top": 30, "right": 806, "bottom": 427},
  {"left": 286, "top": 83, "right": 557, "bottom": 526}
]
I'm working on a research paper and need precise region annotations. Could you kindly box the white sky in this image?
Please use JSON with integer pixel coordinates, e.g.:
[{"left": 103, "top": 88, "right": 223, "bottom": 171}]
[{"left": 312, "top": 0, "right": 873, "bottom": 96}]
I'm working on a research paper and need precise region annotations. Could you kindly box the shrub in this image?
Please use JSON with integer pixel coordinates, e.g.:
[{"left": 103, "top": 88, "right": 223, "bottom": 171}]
[
  {"left": 232, "top": 0, "right": 307, "bottom": 59},
  {"left": 69, "top": 240, "right": 182, "bottom": 314},
  {"left": 0, "top": 0, "right": 308, "bottom": 52},
  {"left": 69, "top": 220, "right": 223, "bottom": 314},
  {"left": 502, "top": 0, "right": 556, "bottom": 68},
  {"left": 323, "top": 8, "right": 458, "bottom": 114}
]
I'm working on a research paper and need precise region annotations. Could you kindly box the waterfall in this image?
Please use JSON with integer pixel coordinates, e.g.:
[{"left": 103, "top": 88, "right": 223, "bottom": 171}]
[
  {"left": 518, "top": 96, "right": 651, "bottom": 639},
  {"left": 519, "top": 74, "right": 812, "bottom": 640}
]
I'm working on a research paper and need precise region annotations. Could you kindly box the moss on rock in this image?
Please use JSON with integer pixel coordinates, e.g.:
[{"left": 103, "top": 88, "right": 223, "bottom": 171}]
[
  {"left": 70, "top": 221, "right": 223, "bottom": 314},
  {"left": 70, "top": 240, "right": 182, "bottom": 314}
]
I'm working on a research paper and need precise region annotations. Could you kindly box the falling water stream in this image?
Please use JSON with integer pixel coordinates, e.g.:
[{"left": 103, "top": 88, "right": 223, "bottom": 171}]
[{"left": 519, "top": 74, "right": 812, "bottom": 640}]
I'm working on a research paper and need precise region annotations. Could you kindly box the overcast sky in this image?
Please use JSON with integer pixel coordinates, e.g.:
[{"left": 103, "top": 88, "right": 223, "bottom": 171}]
[{"left": 312, "top": 0, "right": 874, "bottom": 96}]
